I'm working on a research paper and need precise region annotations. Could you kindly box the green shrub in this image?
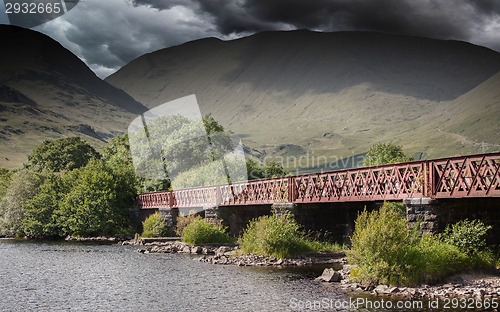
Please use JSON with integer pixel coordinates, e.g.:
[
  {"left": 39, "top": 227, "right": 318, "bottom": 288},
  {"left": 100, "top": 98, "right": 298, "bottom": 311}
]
[
  {"left": 440, "top": 219, "right": 492, "bottom": 255},
  {"left": 142, "top": 212, "right": 171, "bottom": 238},
  {"left": 347, "top": 203, "right": 494, "bottom": 286},
  {"left": 181, "top": 217, "right": 234, "bottom": 244},
  {"left": 348, "top": 204, "right": 420, "bottom": 285},
  {"left": 239, "top": 212, "right": 313, "bottom": 258},
  {"left": 175, "top": 211, "right": 199, "bottom": 237}
]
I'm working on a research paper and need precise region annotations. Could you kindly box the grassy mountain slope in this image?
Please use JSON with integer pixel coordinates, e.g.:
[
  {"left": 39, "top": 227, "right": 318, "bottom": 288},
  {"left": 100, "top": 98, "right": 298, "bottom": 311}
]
[
  {"left": 106, "top": 30, "right": 500, "bottom": 172},
  {"left": 0, "top": 25, "right": 147, "bottom": 169}
]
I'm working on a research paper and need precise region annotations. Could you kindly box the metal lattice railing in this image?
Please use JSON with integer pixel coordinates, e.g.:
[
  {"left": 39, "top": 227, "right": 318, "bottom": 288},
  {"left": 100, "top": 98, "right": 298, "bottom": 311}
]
[{"left": 136, "top": 152, "right": 500, "bottom": 209}]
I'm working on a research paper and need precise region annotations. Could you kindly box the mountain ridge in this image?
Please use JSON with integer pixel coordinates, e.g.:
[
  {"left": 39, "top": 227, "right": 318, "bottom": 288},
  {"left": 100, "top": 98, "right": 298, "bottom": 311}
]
[
  {"left": 106, "top": 30, "right": 500, "bottom": 171},
  {"left": 0, "top": 25, "right": 148, "bottom": 168}
]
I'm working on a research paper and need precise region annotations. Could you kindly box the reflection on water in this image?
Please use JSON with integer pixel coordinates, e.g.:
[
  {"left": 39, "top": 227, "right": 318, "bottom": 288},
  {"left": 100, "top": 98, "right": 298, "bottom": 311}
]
[{"left": 0, "top": 239, "right": 448, "bottom": 311}]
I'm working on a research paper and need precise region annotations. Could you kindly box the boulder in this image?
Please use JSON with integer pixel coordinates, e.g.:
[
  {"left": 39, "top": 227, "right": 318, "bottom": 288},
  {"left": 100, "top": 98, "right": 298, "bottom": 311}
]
[{"left": 315, "top": 268, "right": 342, "bottom": 282}]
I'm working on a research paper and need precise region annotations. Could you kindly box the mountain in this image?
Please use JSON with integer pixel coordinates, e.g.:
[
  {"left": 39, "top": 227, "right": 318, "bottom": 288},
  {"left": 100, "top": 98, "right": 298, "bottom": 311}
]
[
  {"left": 106, "top": 30, "right": 500, "bottom": 172},
  {"left": 0, "top": 25, "right": 148, "bottom": 169}
]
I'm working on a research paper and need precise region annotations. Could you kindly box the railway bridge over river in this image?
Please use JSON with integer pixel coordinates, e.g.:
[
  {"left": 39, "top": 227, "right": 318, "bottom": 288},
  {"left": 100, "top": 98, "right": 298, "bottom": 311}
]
[{"left": 136, "top": 152, "right": 500, "bottom": 241}]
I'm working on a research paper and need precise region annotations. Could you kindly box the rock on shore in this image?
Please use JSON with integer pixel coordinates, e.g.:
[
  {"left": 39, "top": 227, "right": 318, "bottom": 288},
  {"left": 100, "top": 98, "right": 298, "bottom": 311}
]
[{"left": 316, "top": 265, "right": 500, "bottom": 300}]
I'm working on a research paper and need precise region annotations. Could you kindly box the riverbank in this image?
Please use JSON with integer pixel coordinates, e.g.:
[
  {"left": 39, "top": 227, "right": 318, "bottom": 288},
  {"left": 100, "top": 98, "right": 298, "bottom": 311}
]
[
  {"left": 65, "top": 234, "right": 135, "bottom": 242},
  {"left": 131, "top": 240, "right": 346, "bottom": 266},
  {"left": 333, "top": 268, "right": 500, "bottom": 300},
  {"left": 132, "top": 239, "right": 500, "bottom": 301}
]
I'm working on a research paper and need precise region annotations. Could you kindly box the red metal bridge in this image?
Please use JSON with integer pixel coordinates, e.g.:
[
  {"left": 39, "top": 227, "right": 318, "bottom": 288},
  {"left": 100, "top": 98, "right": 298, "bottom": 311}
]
[{"left": 137, "top": 152, "right": 500, "bottom": 209}]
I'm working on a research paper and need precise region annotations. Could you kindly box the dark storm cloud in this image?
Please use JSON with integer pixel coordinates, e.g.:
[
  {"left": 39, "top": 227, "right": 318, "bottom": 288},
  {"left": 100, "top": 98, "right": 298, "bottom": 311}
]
[
  {"left": 33, "top": 0, "right": 500, "bottom": 78},
  {"left": 36, "top": 0, "right": 220, "bottom": 78},
  {"left": 194, "top": 0, "right": 500, "bottom": 45}
]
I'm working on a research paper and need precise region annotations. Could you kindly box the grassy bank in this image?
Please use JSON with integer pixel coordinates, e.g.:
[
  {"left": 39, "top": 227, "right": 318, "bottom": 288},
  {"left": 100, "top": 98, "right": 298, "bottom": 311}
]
[{"left": 347, "top": 202, "right": 495, "bottom": 286}]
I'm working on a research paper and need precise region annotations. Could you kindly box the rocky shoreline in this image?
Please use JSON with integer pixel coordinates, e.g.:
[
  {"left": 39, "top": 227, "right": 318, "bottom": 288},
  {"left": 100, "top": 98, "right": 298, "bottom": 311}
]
[
  {"left": 130, "top": 240, "right": 346, "bottom": 266},
  {"left": 130, "top": 239, "right": 500, "bottom": 300},
  {"left": 318, "top": 265, "right": 500, "bottom": 300},
  {"left": 65, "top": 234, "right": 135, "bottom": 242}
]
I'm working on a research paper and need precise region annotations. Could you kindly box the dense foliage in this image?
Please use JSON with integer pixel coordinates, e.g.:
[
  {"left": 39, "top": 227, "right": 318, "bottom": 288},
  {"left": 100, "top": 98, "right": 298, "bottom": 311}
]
[
  {"left": 238, "top": 211, "right": 343, "bottom": 258},
  {"left": 0, "top": 168, "right": 12, "bottom": 200},
  {"left": 363, "top": 142, "right": 413, "bottom": 166},
  {"left": 181, "top": 217, "right": 234, "bottom": 244},
  {"left": 347, "top": 202, "right": 494, "bottom": 286},
  {"left": 246, "top": 159, "right": 289, "bottom": 180},
  {"left": 27, "top": 137, "right": 100, "bottom": 172},
  {"left": 0, "top": 169, "right": 45, "bottom": 237},
  {"left": 440, "top": 219, "right": 492, "bottom": 256},
  {"left": 0, "top": 136, "right": 138, "bottom": 238},
  {"left": 142, "top": 212, "right": 171, "bottom": 238},
  {"left": 175, "top": 211, "right": 201, "bottom": 237}
]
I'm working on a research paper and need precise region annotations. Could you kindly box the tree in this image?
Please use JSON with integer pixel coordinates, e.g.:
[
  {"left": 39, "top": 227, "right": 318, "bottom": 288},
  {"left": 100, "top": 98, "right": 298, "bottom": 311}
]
[
  {"left": 0, "top": 168, "right": 12, "bottom": 200},
  {"left": 363, "top": 143, "right": 413, "bottom": 166},
  {"left": 27, "top": 137, "right": 100, "bottom": 172},
  {"left": 0, "top": 169, "right": 45, "bottom": 237},
  {"left": 128, "top": 114, "right": 232, "bottom": 188},
  {"left": 263, "top": 160, "right": 289, "bottom": 178},
  {"left": 22, "top": 173, "right": 68, "bottom": 238},
  {"left": 246, "top": 159, "right": 265, "bottom": 180},
  {"left": 57, "top": 160, "right": 130, "bottom": 236}
]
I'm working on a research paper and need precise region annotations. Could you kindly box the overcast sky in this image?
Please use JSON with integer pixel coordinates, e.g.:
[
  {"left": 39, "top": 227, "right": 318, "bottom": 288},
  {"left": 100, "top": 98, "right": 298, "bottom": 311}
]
[{"left": 28, "top": 0, "right": 500, "bottom": 79}]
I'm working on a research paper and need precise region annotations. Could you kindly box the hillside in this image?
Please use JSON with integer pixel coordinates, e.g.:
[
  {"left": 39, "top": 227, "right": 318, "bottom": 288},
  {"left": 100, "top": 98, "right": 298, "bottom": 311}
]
[
  {"left": 106, "top": 30, "right": 500, "bottom": 172},
  {"left": 0, "top": 25, "right": 147, "bottom": 169}
]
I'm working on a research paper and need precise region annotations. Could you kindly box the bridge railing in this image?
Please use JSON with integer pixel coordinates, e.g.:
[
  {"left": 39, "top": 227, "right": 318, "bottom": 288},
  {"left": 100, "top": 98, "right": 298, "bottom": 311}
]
[
  {"left": 431, "top": 152, "right": 500, "bottom": 198},
  {"left": 136, "top": 152, "right": 500, "bottom": 209}
]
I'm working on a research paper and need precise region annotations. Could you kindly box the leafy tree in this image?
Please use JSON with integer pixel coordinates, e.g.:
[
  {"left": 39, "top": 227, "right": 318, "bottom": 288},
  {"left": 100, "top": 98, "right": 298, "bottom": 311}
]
[
  {"left": 263, "top": 160, "right": 289, "bottom": 178},
  {"left": 102, "top": 134, "right": 140, "bottom": 203},
  {"left": 0, "top": 168, "right": 12, "bottom": 200},
  {"left": 129, "top": 114, "right": 232, "bottom": 188},
  {"left": 363, "top": 142, "right": 413, "bottom": 166},
  {"left": 202, "top": 113, "right": 225, "bottom": 135},
  {"left": 22, "top": 173, "right": 68, "bottom": 238},
  {"left": 0, "top": 169, "right": 44, "bottom": 236},
  {"left": 246, "top": 159, "right": 265, "bottom": 180},
  {"left": 57, "top": 160, "right": 130, "bottom": 236},
  {"left": 246, "top": 159, "right": 289, "bottom": 180},
  {"left": 27, "top": 137, "right": 100, "bottom": 172}
]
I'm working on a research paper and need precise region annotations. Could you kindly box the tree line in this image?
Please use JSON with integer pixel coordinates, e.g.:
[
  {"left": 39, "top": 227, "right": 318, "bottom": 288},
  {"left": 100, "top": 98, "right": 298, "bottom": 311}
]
[{"left": 0, "top": 116, "right": 288, "bottom": 238}]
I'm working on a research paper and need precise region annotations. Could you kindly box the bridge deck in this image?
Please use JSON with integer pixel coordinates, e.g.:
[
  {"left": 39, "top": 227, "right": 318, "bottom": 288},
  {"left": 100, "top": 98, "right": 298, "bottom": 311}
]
[{"left": 137, "top": 152, "right": 500, "bottom": 209}]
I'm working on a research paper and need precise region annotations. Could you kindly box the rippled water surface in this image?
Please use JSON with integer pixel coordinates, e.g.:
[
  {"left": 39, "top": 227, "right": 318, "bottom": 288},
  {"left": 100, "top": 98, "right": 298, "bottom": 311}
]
[{"left": 1, "top": 239, "right": 447, "bottom": 312}]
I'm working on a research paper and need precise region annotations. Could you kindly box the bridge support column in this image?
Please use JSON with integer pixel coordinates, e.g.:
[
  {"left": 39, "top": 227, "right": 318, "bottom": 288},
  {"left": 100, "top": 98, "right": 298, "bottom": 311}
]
[
  {"left": 272, "top": 203, "right": 296, "bottom": 217},
  {"left": 403, "top": 198, "right": 438, "bottom": 234},
  {"left": 204, "top": 206, "right": 223, "bottom": 225},
  {"left": 159, "top": 208, "right": 179, "bottom": 233}
]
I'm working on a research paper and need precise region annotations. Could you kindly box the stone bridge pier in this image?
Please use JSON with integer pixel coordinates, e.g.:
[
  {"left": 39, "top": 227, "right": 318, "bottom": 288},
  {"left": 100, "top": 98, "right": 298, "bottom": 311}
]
[{"left": 404, "top": 197, "right": 500, "bottom": 244}]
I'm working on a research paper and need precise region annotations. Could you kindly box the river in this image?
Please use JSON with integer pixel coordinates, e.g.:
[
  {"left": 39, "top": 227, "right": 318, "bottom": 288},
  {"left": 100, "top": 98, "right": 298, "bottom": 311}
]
[{"left": 0, "top": 239, "right": 454, "bottom": 311}]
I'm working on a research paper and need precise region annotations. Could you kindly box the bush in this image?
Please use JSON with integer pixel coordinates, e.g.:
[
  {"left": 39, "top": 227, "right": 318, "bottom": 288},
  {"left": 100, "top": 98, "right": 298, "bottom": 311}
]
[
  {"left": 440, "top": 219, "right": 492, "bottom": 255},
  {"left": 181, "top": 217, "right": 234, "bottom": 244},
  {"left": 347, "top": 203, "right": 494, "bottom": 286},
  {"left": 175, "top": 211, "right": 199, "bottom": 237},
  {"left": 239, "top": 212, "right": 313, "bottom": 258},
  {"left": 142, "top": 212, "right": 171, "bottom": 238}
]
